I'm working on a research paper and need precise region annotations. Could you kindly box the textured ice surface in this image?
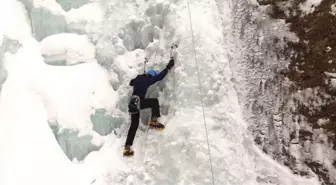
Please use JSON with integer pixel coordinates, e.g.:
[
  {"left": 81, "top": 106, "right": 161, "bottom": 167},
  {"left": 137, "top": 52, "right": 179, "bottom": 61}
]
[
  {"left": 90, "top": 108, "right": 124, "bottom": 136},
  {"left": 50, "top": 123, "right": 103, "bottom": 161},
  {"left": 30, "top": 0, "right": 67, "bottom": 41},
  {"left": 56, "top": 0, "right": 89, "bottom": 11}
]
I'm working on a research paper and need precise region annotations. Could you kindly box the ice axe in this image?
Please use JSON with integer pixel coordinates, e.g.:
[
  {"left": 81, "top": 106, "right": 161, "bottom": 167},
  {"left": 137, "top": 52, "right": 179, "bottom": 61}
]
[
  {"left": 170, "top": 43, "right": 178, "bottom": 59},
  {"left": 143, "top": 57, "right": 149, "bottom": 73}
]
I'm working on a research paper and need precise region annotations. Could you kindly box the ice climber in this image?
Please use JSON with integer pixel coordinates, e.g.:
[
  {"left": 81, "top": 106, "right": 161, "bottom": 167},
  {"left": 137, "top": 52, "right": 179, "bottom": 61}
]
[{"left": 123, "top": 58, "right": 175, "bottom": 157}]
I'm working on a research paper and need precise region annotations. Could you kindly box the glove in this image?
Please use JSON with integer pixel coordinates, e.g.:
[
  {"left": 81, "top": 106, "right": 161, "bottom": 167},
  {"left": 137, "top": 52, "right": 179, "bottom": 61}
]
[{"left": 166, "top": 58, "right": 175, "bottom": 70}]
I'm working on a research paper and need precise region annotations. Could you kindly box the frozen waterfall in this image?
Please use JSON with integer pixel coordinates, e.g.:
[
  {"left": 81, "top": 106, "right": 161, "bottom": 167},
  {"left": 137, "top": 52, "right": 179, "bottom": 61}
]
[{"left": 0, "top": 0, "right": 322, "bottom": 185}]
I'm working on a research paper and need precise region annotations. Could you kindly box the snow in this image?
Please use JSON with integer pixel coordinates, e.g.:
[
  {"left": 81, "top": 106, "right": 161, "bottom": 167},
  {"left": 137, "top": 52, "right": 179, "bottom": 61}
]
[
  {"left": 40, "top": 33, "right": 96, "bottom": 65},
  {"left": 317, "top": 118, "right": 329, "bottom": 126},
  {"left": 331, "top": 4, "right": 336, "bottom": 15},
  {"left": 299, "top": 0, "right": 323, "bottom": 15},
  {"left": 0, "top": 84, "right": 92, "bottom": 185},
  {"left": 0, "top": 38, "right": 94, "bottom": 185},
  {"left": 65, "top": 3, "right": 104, "bottom": 34},
  {"left": 0, "top": 0, "right": 323, "bottom": 185},
  {"left": 38, "top": 62, "right": 117, "bottom": 133},
  {"left": 324, "top": 72, "right": 336, "bottom": 89},
  {"left": 66, "top": 3, "right": 104, "bottom": 23},
  {"left": 324, "top": 71, "right": 336, "bottom": 78},
  {"left": 331, "top": 79, "right": 336, "bottom": 88},
  {"left": 0, "top": 3, "right": 114, "bottom": 182},
  {"left": 0, "top": 0, "right": 31, "bottom": 41},
  {"left": 33, "top": 0, "right": 65, "bottom": 15},
  {"left": 27, "top": 0, "right": 104, "bottom": 40}
]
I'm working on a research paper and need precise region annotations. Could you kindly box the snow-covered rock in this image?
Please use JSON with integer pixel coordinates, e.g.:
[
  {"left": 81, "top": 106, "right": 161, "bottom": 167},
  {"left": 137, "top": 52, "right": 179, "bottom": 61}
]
[
  {"left": 331, "top": 3, "right": 336, "bottom": 15},
  {"left": 40, "top": 33, "right": 95, "bottom": 65},
  {"left": 65, "top": 3, "right": 104, "bottom": 35},
  {"left": 299, "top": 0, "right": 323, "bottom": 15},
  {"left": 37, "top": 62, "right": 117, "bottom": 134}
]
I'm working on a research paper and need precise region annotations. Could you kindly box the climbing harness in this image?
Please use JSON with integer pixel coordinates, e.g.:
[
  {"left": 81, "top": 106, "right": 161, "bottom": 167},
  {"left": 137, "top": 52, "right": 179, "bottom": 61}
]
[
  {"left": 186, "top": 0, "right": 215, "bottom": 184},
  {"left": 128, "top": 95, "right": 141, "bottom": 114}
]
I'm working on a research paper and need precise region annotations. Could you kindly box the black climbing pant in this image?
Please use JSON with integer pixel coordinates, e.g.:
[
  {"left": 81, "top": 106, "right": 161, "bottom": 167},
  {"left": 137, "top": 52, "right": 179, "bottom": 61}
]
[{"left": 125, "top": 98, "right": 160, "bottom": 146}]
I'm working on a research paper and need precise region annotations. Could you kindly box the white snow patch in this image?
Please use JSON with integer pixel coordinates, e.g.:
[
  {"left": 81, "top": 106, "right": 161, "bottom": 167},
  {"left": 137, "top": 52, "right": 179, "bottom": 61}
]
[
  {"left": 0, "top": 0, "right": 31, "bottom": 41},
  {"left": 38, "top": 63, "right": 118, "bottom": 134},
  {"left": 326, "top": 46, "right": 332, "bottom": 52},
  {"left": 0, "top": 86, "right": 93, "bottom": 185},
  {"left": 65, "top": 3, "right": 104, "bottom": 34},
  {"left": 250, "top": 0, "right": 259, "bottom": 6},
  {"left": 312, "top": 143, "right": 327, "bottom": 163},
  {"left": 330, "top": 4, "right": 336, "bottom": 15},
  {"left": 40, "top": 33, "right": 96, "bottom": 65},
  {"left": 0, "top": 40, "right": 94, "bottom": 185},
  {"left": 0, "top": 32, "right": 110, "bottom": 185},
  {"left": 324, "top": 71, "right": 336, "bottom": 78},
  {"left": 3, "top": 36, "right": 116, "bottom": 135},
  {"left": 317, "top": 118, "right": 329, "bottom": 126},
  {"left": 33, "top": 0, "right": 65, "bottom": 15},
  {"left": 330, "top": 79, "right": 336, "bottom": 89},
  {"left": 66, "top": 3, "right": 104, "bottom": 23},
  {"left": 300, "top": 0, "right": 323, "bottom": 15},
  {"left": 250, "top": 142, "right": 320, "bottom": 185}
]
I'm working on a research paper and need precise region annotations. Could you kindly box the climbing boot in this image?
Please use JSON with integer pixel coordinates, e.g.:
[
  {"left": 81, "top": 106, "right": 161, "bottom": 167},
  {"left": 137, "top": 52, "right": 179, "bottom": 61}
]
[
  {"left": 148, "top": 120, "right": 165, "bottom": 130},
  {"left": 123, "top": 145, "right": 134, "bottom": 157}
]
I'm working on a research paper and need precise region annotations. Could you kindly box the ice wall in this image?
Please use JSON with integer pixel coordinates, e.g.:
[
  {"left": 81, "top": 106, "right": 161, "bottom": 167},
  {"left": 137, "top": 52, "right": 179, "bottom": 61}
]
[
  {"left": 29, "top": 0, "right": 67, "bottom": 41},
  {"left": 18, "top": 0, "right": 104, "bottom": 41},
  {"left": 56, "top": 0, "right": 89, "bottom": 11},
  {"left": 0, "top": 36, "right": 93, "bottom": 185},
  {"left": 0, "top": 0, "right": 323, "bottom": 185},
  {"left": 0, "top": 0, "right": 118, "bottom": 163}
]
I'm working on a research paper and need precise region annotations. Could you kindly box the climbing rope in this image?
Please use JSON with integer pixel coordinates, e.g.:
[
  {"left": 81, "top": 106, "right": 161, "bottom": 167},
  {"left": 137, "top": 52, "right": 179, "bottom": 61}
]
[{"left": 186, "top": 0, "right": 215, "bottom": 184}]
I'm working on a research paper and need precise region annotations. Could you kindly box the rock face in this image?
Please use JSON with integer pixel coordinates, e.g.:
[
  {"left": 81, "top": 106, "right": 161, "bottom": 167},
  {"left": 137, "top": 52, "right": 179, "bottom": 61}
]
[{"left": 231, "top": 0, "right": 336, "bottom": 184}]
